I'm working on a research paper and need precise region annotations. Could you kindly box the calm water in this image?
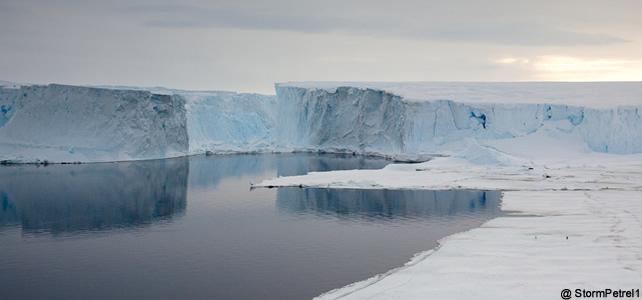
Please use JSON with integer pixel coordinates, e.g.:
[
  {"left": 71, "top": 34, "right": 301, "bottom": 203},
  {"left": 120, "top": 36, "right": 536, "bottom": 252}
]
[{"left": 0, "top": 153, "right": 502, "bottom": 299}]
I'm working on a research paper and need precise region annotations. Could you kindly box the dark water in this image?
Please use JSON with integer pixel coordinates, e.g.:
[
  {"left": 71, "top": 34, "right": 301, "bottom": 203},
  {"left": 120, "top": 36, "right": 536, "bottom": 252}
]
[{"left": 0, "top": 153, "right": 502, "bottom": 300}]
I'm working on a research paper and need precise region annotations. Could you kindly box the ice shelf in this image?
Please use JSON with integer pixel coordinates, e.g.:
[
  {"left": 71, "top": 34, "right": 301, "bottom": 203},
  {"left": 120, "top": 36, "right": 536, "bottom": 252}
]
[{"left": 1, "top": 81, "right": 641, "bottom": 163}]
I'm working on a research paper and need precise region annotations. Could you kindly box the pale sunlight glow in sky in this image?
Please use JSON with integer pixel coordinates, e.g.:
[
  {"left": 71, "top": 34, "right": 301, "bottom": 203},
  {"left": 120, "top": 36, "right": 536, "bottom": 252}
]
[{"left": 496, "top": 56, "right": 642, "bottom": 81}]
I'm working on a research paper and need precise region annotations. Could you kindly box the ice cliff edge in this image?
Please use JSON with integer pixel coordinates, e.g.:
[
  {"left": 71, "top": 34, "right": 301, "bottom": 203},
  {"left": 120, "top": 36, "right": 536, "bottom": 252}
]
[
  {"left": 0, "top": 84, "right": 189, "bottom": 163},
  {"left": 276, "top": 82, "right": 642, "bottom": 163},
  {"left": 0, "top": 83, "right": 280, "bottom": 163},
  {"left": 1, "top": 81, "right": 641, "bottom": 163}
]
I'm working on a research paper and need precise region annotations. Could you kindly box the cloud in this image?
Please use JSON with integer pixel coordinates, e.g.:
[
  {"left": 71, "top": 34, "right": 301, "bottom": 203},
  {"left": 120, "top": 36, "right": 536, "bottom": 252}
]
[
  {"left": 315, "top": 56, "right": 379, "bottom": 63},
  {"left": 124, "top": 3, "right": 630, "bottom": 47},
  {"left": 142, "top": 20, "right": 210, "bottom": 29},
  {"left": 413, "top": 24, "right": 630, "bottom": 46}
]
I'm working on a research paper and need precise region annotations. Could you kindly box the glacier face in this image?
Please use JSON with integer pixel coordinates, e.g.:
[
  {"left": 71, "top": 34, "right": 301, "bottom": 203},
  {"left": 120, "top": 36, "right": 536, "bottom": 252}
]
[
  {"left": 184, "top": 91, "right": 277, "bottom": 154},
  {"left": 1, "top": 81, "right": 641, "bottom": 163},
  {"left": 0, "top": 83, "right": 278, "bottom": 163},
  {"left": 276, "top": 82, "right": 642, "bottom": 160},
  {"left": 0, "top": 84, "right": 189, "bottom": 162},
  {"left": 0, "top": 84, "right": 19, "bottom": 128},
  {"left": 276, "top": 85, "right": 406, "bottom": 153},
  {"left": 404, "top": 101, "right": 641, "bottom": 154}
]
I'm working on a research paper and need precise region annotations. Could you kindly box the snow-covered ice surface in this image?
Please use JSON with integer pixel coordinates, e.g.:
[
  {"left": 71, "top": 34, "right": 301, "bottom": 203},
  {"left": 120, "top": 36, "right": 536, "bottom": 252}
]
[
  {"left": 281, "top": 81, "right": 642, "bottom": 108},
  {"left": 314, "top": 190, "right": 642, "bottom": 299}
]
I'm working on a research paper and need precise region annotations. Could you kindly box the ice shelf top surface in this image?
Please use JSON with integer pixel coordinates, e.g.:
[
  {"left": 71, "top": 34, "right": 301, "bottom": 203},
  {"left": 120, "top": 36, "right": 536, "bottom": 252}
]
[
  {"left": 278, "top": 81, "right": 642, "bottom": 109},
  {"left": 0, "top": 81, "right": 273, "bottom": 98}
]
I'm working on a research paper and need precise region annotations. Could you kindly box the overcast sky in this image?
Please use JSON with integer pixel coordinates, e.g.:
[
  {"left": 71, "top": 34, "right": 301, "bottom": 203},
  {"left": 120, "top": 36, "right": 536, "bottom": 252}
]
[{"left": 1, "top": 0, "right": 641, "bottom": 94}]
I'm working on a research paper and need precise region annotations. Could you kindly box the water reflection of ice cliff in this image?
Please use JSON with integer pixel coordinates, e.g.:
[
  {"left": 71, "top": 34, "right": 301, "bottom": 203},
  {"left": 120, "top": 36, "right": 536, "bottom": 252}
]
[
  {"left": 187, "top": 153, "right": 390, "bottom": 190},
  {"left": 0, "top": 158, "right": 188, "bottom": 235},
  {"left": 276, "top": 188, "right": 503, "bottom": 222}
]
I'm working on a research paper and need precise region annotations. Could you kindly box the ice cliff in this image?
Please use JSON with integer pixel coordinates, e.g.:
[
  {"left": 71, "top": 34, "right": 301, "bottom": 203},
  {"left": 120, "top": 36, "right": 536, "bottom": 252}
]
[
  {"left": 276, "top": 82, "right": 642, "bottom": 163},
  {"left": 0, "top": 83, "right": 278, "bottom": 163},
  {"left": 276, "top": 86, "right": 406, "bottom": 154},
  {"left": 184, "top": 91, "right": 277, "bottom": 154},
  {"left": 1, "top": 81, "right": 641, "bottom": 163},
  {"left": 0, "top": 84, "right": 188, "bottom": 163}
]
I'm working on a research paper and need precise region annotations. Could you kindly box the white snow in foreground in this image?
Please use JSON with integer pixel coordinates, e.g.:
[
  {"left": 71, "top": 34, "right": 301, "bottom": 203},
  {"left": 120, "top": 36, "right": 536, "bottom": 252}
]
[
  {"left": 317, "top": 190, "right": 642, "bottom": 299},
  {"left": 257, "top": 82, "right": 642, "bottom": 297},
  {"left": 256, "top": 154, "right": 642, "bottom": 299},
  {"left": 257, "top": 119, "right": 642, "bottom": 299}
]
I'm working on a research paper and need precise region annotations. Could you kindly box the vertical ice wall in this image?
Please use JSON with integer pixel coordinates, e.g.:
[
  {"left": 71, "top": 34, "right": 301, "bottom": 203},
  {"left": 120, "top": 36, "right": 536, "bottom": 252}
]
[
  {"left": 276, "top": 84, "right": 642, "bottom": 156},
  {"left": 1, "top": 82, "right": 640, "bottom": 163},
  {"left": 0, "top": 83, "right": 279, "bottom": 163},
  {"left": 184, "top": 91, "right": 277, "bottom": 154},
  {"left": 405, "top": 101, "right": 642, "bottom": 155},
  {"left": 0, "top": 84, "right": 19, "bottom": 128},
  {"left": 0, "top": 84, "right": 188, "bottom": 162},
  {"left": 276, "top": 84, "right": 406, "bottom": 154}
]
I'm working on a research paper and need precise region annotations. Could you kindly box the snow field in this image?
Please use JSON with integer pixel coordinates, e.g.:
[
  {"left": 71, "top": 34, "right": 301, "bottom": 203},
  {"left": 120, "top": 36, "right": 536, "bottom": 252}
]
[{"left": 317, "top": 190, "right": 642, "bottom": 299}]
